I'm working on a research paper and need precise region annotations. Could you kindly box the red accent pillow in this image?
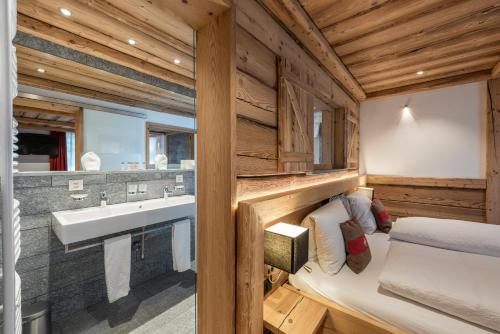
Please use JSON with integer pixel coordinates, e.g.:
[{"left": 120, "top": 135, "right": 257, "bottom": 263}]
[
  {"left": 371, "top": 198, "right": 392, "bottom": 233},
  {"left": 340, "top": 220, "right": 371, "bottom": 274}
]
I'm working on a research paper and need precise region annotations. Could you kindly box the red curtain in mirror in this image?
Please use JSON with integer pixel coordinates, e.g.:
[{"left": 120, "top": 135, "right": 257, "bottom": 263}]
[{"left": 50, "top": 132, "right": 67, "bottom": 171}]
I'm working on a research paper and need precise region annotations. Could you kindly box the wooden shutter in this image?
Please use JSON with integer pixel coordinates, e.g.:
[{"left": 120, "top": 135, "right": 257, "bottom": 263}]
[
  {"left": 345, "top": 108, "right": 359, "bottom": 170},
  {"left": 278, "top": 57, "right": 314, "bottom": 173}
]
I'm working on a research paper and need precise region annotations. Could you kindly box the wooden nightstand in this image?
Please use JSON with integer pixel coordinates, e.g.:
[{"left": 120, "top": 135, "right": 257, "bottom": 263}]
[{"left": 264, "top": 286, "right": 327, "bottom": 334}]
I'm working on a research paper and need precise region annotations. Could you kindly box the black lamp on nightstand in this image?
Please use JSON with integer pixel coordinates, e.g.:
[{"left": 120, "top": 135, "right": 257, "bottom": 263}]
[{"left": 264, "top": 223, "right": 309, "bottom": 275}]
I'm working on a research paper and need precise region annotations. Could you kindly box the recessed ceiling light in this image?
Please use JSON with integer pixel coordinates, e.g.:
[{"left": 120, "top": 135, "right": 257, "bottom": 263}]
[
  {"left": 37, "top": 68, "right": 46, "bottom": 73},
  {"left": 174, "top": 58, "right": 181, "bottom": 65},
  {"left": 59, "top": 8, "right": 72, "bottom": 17},
  {"left": 128, "top": 39, "right": 137, "bottom": 45},
  {"left": 416, "top": 70, "right": 424, "bottom": 76}
]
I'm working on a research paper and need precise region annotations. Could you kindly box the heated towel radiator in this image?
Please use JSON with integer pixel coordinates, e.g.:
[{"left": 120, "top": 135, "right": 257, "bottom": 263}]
[{"left": 1, "top": 0, "right": 23, "bottom": 332}]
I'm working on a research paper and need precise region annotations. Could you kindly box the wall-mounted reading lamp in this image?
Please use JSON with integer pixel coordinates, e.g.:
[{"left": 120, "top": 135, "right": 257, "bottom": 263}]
[{"left": 264, "top": 223, "right": 309, "bottom": 284}]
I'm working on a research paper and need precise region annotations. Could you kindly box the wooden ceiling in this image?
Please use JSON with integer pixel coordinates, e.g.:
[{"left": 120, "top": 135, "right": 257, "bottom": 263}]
[
  {"left": 14, "top": 96, "right": 79, "bottom": 132},
  {"left": 267, "top": 0, "right": 500, "bottom": 99},
  {"left": 16, "top": 0, "right": 196, "bottom": 116}
]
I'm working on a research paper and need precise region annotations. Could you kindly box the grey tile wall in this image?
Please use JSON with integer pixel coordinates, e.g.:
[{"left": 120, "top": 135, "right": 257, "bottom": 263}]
[{"left": 8, "top": 170, "right": 195, "bottom": 322}]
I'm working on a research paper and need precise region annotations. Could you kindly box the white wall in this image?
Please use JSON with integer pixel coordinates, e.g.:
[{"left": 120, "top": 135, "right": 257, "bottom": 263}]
[
  {"left": 84, "top": 109, "right": 146, "bottom": 171},
  {"left": 360, "top": 82, "right": 486, "bottom": 178}
]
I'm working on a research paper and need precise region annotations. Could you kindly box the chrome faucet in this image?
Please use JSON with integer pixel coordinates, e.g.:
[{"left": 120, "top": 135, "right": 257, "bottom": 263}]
[
  {"left": 163, "top": 185, "right": 173, "bottom": 198},
  {"left": 100, "top": 191, "right": 108, "bottom": 207}
]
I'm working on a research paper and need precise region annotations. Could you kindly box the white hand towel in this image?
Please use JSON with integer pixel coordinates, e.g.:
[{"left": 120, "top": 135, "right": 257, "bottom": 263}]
[
  {"left": 104, "top": 234, "right": 131, "bottom": 303},
  {"left": 81, "top": 152, "right": 101, "bottom": 171},
  {"left": 155, "top": 154, "right": 168, "bottom": 170},
  {"left": 172, "top": 220, "right": 191, "bottom": 272},
  {"left": 180, "top": 160, "right": 195, "bottom": 170}
]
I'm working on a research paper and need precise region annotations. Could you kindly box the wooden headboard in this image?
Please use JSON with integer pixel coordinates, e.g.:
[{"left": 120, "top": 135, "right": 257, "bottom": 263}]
[{"left": 236, "top": 174, "right": 359, "bottom": 333}]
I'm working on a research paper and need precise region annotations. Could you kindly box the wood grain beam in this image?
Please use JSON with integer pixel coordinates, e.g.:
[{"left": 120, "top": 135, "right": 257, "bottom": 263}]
[
  {"left": 363, "top": 56, "right": 499, "bottom": 93},
  {"left": 17, "top": 14, "right": 195, "bottom": 89},
  {"left": 260, "top": 0, "right": 366, "bottom": 101},
  {"left": 18, "top": 74, "right": 194, "bottom": 117},
  {"left": 13, "top": 96, "right": 79, "bottom": 114},
  {"left": 196, "top": 8, "right": 236, "bottom": 334},
  {"left": 341, "top": 5, "right": 500, "bottom": 65},
  {"left": 16, "top": 116, "right": 75, "bottom": 129},
  {"left": 351, "top": 27, "right": 500, "bottom": 77},
  {"left": 336, "top": 0, "right": 500, "bottom": 57},
  {"left": 366, "top": 70, "right": 491, "bottom": 100},
  {"left": 492, "top": 62, "right": 500, "bottom": 78},
  {"left": 366, "top": 175, "right": 487, "bottom": 189},
  {"left": 321, "top": 0, "right": 446, "bottom": 45},
  {"left": 486, "top": 79, "right": 500, "bottom": 224},
  {"left": 13, "top": 106, "right": 75, "bottom": 118}
]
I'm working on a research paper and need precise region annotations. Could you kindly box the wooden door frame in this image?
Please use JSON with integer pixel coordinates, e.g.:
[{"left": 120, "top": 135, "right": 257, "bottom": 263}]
[{"left": 144, "top": 121, "right": 194, "bottom": 167}]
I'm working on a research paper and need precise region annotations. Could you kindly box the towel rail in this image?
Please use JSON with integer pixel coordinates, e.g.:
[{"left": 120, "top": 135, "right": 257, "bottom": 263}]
[{"left": 64, "top": 223, "right": 176, "bottom": 254}]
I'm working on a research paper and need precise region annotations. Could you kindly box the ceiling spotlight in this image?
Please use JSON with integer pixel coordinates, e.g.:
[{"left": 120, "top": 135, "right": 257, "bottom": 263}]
[
  {"left": 59, "top": 8, "right": 72, "bottom": 17},
  {"left": 128, "top": 39, "right": 137, "bottom": 45},
  {"left": 416, "top": 70, "right": 424, "bottom": 76},
  {"left": 174, "top": 58, "right": 181, "bottom": 65},
  {"left": 37, "top": 68, "right": 46, "bottom": 73}
]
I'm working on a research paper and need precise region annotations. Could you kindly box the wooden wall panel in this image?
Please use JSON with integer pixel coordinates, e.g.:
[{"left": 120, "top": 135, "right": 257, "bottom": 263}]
[
  {"left": 236, "top": 117, "right": 277, "bottom": 159},
  {"left": 234, "top": 0, "right": 359, "bottom": 177},
  {"left": 367, "top": 175, "right": 487, "bottom": 223},
  {"left": 487, "top": 78, "right": 500, "bottom": 224},
  {"left": 196, "top": 8, "right": 236, "bottom": 334}
]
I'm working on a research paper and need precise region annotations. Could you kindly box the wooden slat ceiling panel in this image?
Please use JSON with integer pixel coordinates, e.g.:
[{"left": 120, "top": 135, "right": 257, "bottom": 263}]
[
  {"left": 13, "top": 96, "right": 77, "bottom": 131},
  {"left": 17, "top": 0, "right": 194, "bottom": 80},
  {"left": 297, "top": 0, "right": 500, "bottom": 98}
]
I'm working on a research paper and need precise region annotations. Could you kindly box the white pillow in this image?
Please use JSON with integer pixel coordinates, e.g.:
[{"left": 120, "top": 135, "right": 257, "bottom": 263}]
[
  {"left": 347, "top": 191, "right": 377, "bottom": 234},
  {"left": 304, "top": 199, "right": 350, "bottom": 275}
]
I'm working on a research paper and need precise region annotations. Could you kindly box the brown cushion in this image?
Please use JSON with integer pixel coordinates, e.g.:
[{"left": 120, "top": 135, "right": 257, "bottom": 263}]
[
  {"left": 371, "top": 198, "right": 392, "bottom": 233},
  {"left": 339, "top": 220, "right": 371, "bottom": 274}
]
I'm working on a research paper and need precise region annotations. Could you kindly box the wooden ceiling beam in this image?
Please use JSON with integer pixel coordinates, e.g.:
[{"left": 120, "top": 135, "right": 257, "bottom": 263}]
[
  {"left": 16, "top": 116, "right": 75, "bottom": 129},
  {"left": 350, "top": 27, "right": 500, "bottom": 77},
  {"left": 363, "top": 55, "right": 499, "bottom": 92},
  {"left": 18, "top": 74, "right": 195, "bottom": 118},
  {"left": 17, "top": 14, "right": 195, "bottom": 89},
  {"left": 335, "top": 0, "right": 499, "bottom": 57},
  {"left": 358, "top": 44, "right": 500, "bottom": 84},
  {"left": 260, "top": 0, "right": 366, "bottom": 100},
  {"left": 13, "top": 106, "right": 76, "bottom": 118},
  {"left": 492, "top": 62, "right": 500, "bottom": 78},
  {"left": 321, "top": 0, "right": 446, "bottom": 45},
  {"left": 299, "top": 0, "right": 391, "bottom": 30},
  {"left": 16, "top": 46, "right": 195, "bottom": 112},
  {"left": 341, "top": 5, "right": 500, "bottom": 65},
  {"left": 17, "top": 0, "right": 194, "bottom": 79},
  {"left": 366, "top": 70, "right": 491, "bottom": 99},
  {"left": 13, "top": 96, "right": 79, "bottom": 114}
]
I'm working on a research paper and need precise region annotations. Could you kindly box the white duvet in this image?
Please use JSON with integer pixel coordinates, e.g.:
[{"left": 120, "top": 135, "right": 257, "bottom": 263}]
[
  {"left": 391, "top": 217, "right": 500, "bottom": 257},
  {"left": 379, "top": 241, "right": 500, "bottom": 332}
]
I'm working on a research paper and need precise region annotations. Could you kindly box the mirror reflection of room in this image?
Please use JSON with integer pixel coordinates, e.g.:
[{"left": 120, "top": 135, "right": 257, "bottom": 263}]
[{"left": 10, "top": 1, "right": 197, "bottom": 333}]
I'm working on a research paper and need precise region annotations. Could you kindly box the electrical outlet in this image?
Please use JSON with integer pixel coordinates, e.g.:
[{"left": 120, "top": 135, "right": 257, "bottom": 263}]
[
  {"left": 68, "top": 179, "right": 83, "bottom": 191},
  {"left": 176, "top": 174, "right": 183, "bottom": 183}
]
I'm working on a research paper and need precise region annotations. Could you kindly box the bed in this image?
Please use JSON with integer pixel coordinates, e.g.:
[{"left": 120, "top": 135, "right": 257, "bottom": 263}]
[{"left": 289, "top": 233, "right": 498, "bottom": 334}]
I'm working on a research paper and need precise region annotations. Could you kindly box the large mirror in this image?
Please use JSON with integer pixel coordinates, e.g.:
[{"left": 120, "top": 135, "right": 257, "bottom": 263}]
[{"left": 14, "top": 0, "right": 195, "bottom": 173}]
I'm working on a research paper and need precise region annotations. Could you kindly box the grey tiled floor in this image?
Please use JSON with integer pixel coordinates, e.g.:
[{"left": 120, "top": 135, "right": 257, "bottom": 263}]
[{"left": 53, "top": 271, "right": 196, "bottom": 334}]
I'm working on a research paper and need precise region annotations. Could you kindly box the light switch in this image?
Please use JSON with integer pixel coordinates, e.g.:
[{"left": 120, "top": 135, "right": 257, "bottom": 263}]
[
  {"left": 176, "top": 174, "right": 183, "bottom": 183},
  {"left": 68, "top": 179, "right": 83, "bottom": 191}
]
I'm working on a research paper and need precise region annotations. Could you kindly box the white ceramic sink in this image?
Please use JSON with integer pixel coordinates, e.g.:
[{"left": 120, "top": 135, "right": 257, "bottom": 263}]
[{"left": 52, "top": 195, "right": 195, "bottom": 244}]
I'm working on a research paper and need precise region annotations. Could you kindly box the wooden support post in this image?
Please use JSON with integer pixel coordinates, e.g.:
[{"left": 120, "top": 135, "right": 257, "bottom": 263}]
[
  {"left": 75, "top": 108, "right": 83, "bottom": 171},
  {"left": 487, "top": 79, "right": 500, "bottom": 224},
  {"left": 196, "top": 8, "right": 237, "bottom": 334}
]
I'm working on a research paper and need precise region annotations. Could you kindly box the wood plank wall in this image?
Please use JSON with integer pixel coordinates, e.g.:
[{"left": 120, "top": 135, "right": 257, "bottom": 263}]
[
  {"left": 234, "top": 0, "right": 359, "bottom": 178},
  {"left": 366, "top": 175, "right": 487, "bottom": 223}
]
